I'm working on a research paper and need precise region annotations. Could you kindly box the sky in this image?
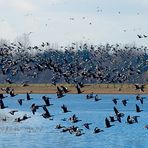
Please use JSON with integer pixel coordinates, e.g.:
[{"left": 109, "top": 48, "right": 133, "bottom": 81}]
[{"left": 0, "top": 0, "right": 148, "bottom": 46}]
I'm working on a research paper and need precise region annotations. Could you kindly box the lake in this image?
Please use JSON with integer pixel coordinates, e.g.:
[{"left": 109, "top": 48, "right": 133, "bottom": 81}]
[{"left": 0, "top": 94, "right": 148, "bottom": 148}]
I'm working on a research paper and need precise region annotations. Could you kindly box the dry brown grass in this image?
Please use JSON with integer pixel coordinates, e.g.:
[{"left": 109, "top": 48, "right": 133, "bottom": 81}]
[{"left": 0, "top": 84, "right": 147, "bottom": 94}]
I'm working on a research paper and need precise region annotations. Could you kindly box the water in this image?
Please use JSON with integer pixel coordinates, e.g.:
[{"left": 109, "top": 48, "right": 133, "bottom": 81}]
[{"left": 0, "top": 94, "right": 148, "bottom": 148}]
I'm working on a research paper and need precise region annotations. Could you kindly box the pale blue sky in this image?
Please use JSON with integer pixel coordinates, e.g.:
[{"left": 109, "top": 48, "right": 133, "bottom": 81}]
[{"left": 0, "top": 0, "right": 148, "bottom": 46}]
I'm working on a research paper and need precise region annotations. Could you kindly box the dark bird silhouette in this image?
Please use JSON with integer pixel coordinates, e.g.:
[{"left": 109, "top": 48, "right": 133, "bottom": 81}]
[
  {"left": 113, "top": 106, "right": 124, "bottom": 122},
  {"left": 57, "top": 86, "right": 64, "bottom": 98},
  {"left": 127, "top": 115, "right": 134, "bottom": 124},
  {"left": 69, "top": 114, "right": 81, "bottom": 123},
  {"left": 27, "top": 92, "right": 32, "bottom": 100},
  {"left": 61, "top": 86, "right": 68, "bottom": 93},
  {"left": 9, "top": 110, "right": 18, "bottom": 115},
  {"left": 89, "top": 92, "right": 94, "bottom": 98},
  {"left": 143, "top": 35, "right": 147, "bottom": 38},
  {"left": 31, "top": 104, "right": 38, "bottom": 115},
  {"left": 117, "top": 115, "right": 122, "bottom": 123},
  {"left": 2, "top": 117, "right": 7, "bottom": 121},
  {"left": 136, "top": 94, "right": 141, "bottom": 100},
  {"left": 0, "top": 93, "right": 5, "bottom": 99},
  {"left": 21, "top": 82, "right": 29, "bottom": 87},
  {"left": 42, "top": 106, "right": 53, "bottom": 119},
  {"left": 5, "top": 78, "right": 13, "bottom": 84},
  {"left": 61, "top": 104, "right": 71, "bottom": 113},
  {"left": 132, "top": 116, "right": 140, "bottom": 123},
  {"left": 18, "top": 99, "right": 24, "bottom": 106},
  {"left": 137, "top": 35, "right": 142, "bottom": 38},
  {"left": 83, "top": 123, "right": 92, "bottom": 129},
  {"left": 0, "top": 99, "right": 5, "bottom": 109},
  {"left": 61, "top": 118, "right": 67, "bottom": 121},
  {"left": 78, "top": 82, "right": 84, "bottom": 88},
  {"left": 69, "top": 17, "right": 74, "bottom": 20},
  {"left": 113, "top": 106, "right": 119, "bottom": 116},
  {"left": 136, "top": 95, "right": 145, "bottom": 104},
  {"left": 94, "top": 95, "right": 101, "bottom": 101},
  {"left": 22, "top": 114, "right": 31, "bottom": 120},
  {"left": 86, "top": 93, "right": 94, "bottom": 99},
  {"left": 139, "top": 97, "right": 144, "bottom": 104},
  {"left": 112, "top": 98, "right": 118, "bottom": 105},
  {"left": 15, "top": 114, "right": 31, "bottom": 122},
  {"left": 57, "top": 91, "right": 64, "bottom": 98},
  {"left": 61, "top": 127, "right": 70, "bottom": 133},
  {"left": 105, "top": 117, "right": 111, "bottom": 128},
  {"left": 109, "top": 116, "right": 116, "bottom": 122},
  {"left": 76, "top": 84, "right": 82, "bottom": 94},
  {"left": 57, "top": 86, "right": 62, "bottom": 92},
  {"left": 122, "top": 99, "right": 128, "bottom": 106},
  {"left": 75, "top": 130, "right": 85, "bottom": 136},
  {"left": 42, "top": 96, "right": 52, "bottom": 106},
  {"left": 136, "top": 104, "right": 142, "bottom": 112},
  {"left": 93, "top": 127, "right": 104, "bottom": 133},
  {"left": 134, "top": 84, "right": 145, "bottom": 92},
  {"left": 14, "top": 117, "right": 22, "bottom": 122},
  {"left": 9, "top": 90, "right": 16, "bottom": 97},
  {"left": 55, "top": 124, "right": 65, "bottom": 129}
]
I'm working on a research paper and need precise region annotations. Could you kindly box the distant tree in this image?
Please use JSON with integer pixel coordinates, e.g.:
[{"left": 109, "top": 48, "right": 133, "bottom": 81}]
[
  {"left": 0, "top": 38, "right": 10, "bottom": 47},
  {"left": 14, "top": 33, "right": 31, "bottom": 51}
]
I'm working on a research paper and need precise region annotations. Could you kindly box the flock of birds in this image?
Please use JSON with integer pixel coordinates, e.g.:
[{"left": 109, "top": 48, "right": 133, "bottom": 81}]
[
  {"left": 0, "top": 39, "right": 147, "bottom": 138},
  {"left": 0, "top": 42, "right": 147, "bottom": 85},
  {"left": 0, "top": 84, "right": 147, "bottom": 137},
  {"left": 21, "top": 4, "right": 146, "bottom": 37},
  {"left": 0, "top": 2, "right": 147, "bottom": 142}
]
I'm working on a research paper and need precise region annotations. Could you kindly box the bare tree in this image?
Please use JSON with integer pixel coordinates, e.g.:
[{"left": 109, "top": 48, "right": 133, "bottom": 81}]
[
  {"left": 0, "top": 38, "right": 10, "bottom": 47},
  {"left": 14, "top": 33, "right": 31, "bottom": 51}
]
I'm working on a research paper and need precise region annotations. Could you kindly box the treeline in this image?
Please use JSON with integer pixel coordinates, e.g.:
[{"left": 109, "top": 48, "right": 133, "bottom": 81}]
[{"left": 0, "top": 42, "right": 147, "bottom": 84}]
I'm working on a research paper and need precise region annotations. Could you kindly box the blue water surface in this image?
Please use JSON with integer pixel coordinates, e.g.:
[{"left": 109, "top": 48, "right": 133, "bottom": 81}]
[{"left": 0, "top": 94, "right": 148, "bottom": 148}]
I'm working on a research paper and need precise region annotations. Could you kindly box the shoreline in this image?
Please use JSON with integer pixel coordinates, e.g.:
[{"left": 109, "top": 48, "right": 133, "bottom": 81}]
[{"left": 0, "top": 84, "right": 147, "bottom": 94}]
